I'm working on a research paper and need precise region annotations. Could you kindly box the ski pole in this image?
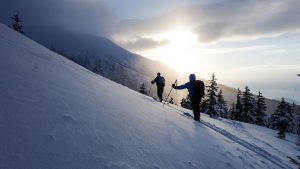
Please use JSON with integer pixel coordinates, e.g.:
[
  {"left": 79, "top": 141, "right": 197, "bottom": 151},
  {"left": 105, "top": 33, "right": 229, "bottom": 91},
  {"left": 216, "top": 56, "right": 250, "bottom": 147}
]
[{"left": 163, "top": 79, "right": 177, "bottom": 107}]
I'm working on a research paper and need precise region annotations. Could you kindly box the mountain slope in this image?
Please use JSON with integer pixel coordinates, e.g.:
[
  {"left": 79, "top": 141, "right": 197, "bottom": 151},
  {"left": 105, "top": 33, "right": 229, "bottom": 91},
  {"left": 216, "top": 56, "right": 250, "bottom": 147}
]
[
  {"left": 0, "top": 23, "right": 296, "bottom": 169},
  {"left": 26, "top": 26, "right": 177, "bottom": 89},
  {"left": 26, "top": 26, "right": 283, "bottom": 114}
]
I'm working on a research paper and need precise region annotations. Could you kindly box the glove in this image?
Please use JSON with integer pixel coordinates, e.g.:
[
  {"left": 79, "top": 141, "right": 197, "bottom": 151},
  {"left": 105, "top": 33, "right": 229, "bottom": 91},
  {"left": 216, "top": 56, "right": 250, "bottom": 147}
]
[
  {"left": 151, "top": 80, "right": 154, "bottom": 84},
  {"left": 172, "top": 84, "right": 176, "bottom": 89}
]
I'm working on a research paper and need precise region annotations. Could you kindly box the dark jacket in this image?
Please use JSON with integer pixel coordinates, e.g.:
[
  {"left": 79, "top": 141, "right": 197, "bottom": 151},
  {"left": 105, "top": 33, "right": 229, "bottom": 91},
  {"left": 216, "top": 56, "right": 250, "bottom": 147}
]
[
  {"left": 175, "top": 81, "right": 195, "bottom": 96},
  {"left": 152, "top": 76, "right": 165, "bottom": 87}
]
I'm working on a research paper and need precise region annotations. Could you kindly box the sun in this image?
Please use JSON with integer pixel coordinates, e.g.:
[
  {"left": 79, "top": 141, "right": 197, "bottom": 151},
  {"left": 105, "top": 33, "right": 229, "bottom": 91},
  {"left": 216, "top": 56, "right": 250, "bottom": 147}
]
[
  {"left": 150, "top": 30, "right": 200, "bottom": 73},
  {"left": 138, "top": 29, "right": 209, "bottom": 77}
]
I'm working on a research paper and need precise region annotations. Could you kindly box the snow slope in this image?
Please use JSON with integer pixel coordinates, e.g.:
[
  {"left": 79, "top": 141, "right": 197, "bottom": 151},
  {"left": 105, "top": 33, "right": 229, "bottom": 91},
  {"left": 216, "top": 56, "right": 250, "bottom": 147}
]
[{"left": 0, "top": 23, "right": 297, "bottom": 169}]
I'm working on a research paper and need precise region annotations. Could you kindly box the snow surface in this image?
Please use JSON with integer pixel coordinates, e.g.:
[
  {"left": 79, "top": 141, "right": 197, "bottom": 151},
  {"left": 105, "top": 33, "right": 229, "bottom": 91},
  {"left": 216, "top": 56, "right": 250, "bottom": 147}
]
[{"left": 0, "top": 23, "right": 297, "bottom": 169}]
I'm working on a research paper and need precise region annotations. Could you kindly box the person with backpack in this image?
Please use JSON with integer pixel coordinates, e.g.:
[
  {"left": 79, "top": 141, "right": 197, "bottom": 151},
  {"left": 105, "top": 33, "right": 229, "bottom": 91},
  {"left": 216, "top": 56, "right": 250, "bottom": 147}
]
[
  {"left": 172, "top": 74, "right": 205, "bottom": 121},
  {"left": 151, "top": 72, "right": 165, "bottom": 102}
]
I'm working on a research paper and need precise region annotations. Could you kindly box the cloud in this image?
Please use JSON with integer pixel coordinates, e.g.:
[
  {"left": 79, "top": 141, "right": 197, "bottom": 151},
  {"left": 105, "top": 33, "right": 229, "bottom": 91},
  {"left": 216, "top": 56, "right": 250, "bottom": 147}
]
[
  {"left": 1, "top": 0, "right": 300, "bottom": 48},
  {"left": 117, "top": 37, "right": 170, "bottom": 51},
  {"left": 0, "top": 0, "right": 119, "bottom": 36},
  {"left": 222, "top": 64, "right": 300, "bottom": 89},
  {"left": 115, "top": 0, "right": 300, "bottom": 43}
]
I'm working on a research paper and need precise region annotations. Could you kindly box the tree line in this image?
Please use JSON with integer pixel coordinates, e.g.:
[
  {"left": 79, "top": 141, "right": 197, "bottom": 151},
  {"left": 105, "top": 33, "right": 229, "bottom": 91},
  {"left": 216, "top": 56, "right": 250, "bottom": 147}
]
[{"left": 180, "top": 73, "right": 299, "bottom": 139}]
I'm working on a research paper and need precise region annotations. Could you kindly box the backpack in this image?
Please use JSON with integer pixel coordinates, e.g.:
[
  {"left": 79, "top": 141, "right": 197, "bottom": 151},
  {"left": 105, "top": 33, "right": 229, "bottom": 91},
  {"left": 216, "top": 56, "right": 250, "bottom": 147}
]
[
  {"left": 193, "top": 80, "right": 205, "bottom": 98},
  {"left": 158, "top": 76, "right": 165, "bottom": 86}
]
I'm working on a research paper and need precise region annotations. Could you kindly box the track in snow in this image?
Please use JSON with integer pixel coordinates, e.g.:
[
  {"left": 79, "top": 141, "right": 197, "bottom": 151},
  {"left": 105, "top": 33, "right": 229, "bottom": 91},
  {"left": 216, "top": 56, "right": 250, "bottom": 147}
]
[{"left": 166, "top": 104, "right": 292, "bottom": 169}]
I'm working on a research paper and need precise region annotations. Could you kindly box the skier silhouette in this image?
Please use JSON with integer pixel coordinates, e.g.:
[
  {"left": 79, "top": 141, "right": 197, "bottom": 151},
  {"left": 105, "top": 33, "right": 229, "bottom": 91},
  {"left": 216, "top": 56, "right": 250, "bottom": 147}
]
[
  {"left": 172, "top": 74, "right": 205, "bottom": 121},
  {"left": 151, "top": 72, "right": 165, "bottom": 102}
]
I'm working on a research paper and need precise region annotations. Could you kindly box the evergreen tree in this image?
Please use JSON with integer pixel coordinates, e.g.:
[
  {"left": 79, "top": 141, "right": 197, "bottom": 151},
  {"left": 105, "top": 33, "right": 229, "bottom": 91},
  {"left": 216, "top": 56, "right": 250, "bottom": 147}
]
[
  {"left": 288, "top": 102, "right": 297, "bottom": 133},
  {"left": 169, "top": 98, "right": 174, "bottom": 104},
  {"left": 235, "top": 88, "right": 243, "bottom": 121},
  {"left": 206, "top": 73, "right": 219, "bottom": 117},
  {"left": 269, "top": 98, "right": 293, "bottom": 139},
  {"left": 180, "top": 95, "right": 192, "bottom": 109},
  {"left": 229, "top": 102, "right": 236, "bottom": 120},
  {"left": 217, "top": 89, "right": 228, "bottom": 118},
  {"left": 139, "top": 83, "right": 147, "bottom": 95},
  {"left": 78, "top": 56, "right": 84, "bottom": 66},
  {"left": 10, "top": 14, "right": 24, "bottom": 34},
  {"left": 295, "top": 105, "right": 300, "bottom": 135},
  {"left": 94, "top": 60, "right": 103, "bottom": 74},
  {"left": 291, "top": 102, "right": 299, "bottom": 134},
  {"left": 185, "top": 95, "right": 192, "bottom": 110},
  {"left": 83, "top": 56, "right": 91, "bottom": 69},
  {"left": 255, "top": 91, "right": 267, "bottom": 126},
  {"left": 241, "top": 86, "right": 256, "bottom": 123},
  {"left": 200, "top": 99, "right": 208, "bottom": 113},
  {"left": 180, "top": 98, "right": 187, "bottom": 108}
]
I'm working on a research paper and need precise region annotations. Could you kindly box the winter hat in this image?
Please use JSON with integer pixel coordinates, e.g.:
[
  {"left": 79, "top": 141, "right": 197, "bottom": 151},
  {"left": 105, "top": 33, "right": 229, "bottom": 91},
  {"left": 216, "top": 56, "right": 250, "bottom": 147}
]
[
  {"left": 157, "top": 72, "right": 161, "bottom": 76},
  {"left": 189, "top": 74, "right": 196, "bottom": 81}
]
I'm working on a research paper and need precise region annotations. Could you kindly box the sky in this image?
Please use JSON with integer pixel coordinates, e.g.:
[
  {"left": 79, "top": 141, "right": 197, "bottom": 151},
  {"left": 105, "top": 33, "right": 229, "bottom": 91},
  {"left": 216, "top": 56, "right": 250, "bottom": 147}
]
[{"left": 0, "top": 0, "right": 299, "bottom": 103}]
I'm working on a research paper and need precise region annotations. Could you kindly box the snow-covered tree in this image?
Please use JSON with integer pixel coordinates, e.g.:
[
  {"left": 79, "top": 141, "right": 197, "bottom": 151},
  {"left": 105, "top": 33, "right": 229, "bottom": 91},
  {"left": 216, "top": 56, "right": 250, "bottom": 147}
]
[
  {"left": 255, "top": 91, "right": 267, "bottom": 126},
  {"left": 83, "top": 56, "right": 91, "bottom": 69},
  {"left": 269, "top": 98, "right": 293, "bottom": 139},
  {"left": 241, "top": 86, "right": 256, "bottom": 124},
  {"left": 294, "top": 105, "right": 300, "bottom": 135},
  {"left": 180, "top": 96, "right": 192, "bottom": 110},
  {"left": 235, "top": 88, "right": 243, "bottom": 121},
  {"left": 200, "top": 98, "right": 208, "bottom": 113},
  {"left": 139, "top": 83, "right": 147, "bottom": 95},
  {"left": 168, "top": 98, "right": 174, "bottom": 104},
  {"left": 290, "top": 102, "right": 300, "bottom": 134},
  {"left": 10, "top": 14, "right": 24, "bottom": 34},
  {"left": 217, "top": 89, "right": 228, "bottom": 118},
  {"left": 206, "top": 73, "right": 219, "bottom": 117},
  {"left": 180, "top": 98, "right": 187, "bottom": 108},
  {"left": 94, "top": 60, "right": 103, "bottom": 74},
  {"left": 229, "top": 102, "right": 236, "bottom": 120}
]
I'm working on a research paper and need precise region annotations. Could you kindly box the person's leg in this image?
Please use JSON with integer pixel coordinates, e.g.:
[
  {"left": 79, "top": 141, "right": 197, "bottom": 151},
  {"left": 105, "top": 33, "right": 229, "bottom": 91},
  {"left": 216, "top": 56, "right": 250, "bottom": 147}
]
[
  {"left": 191, "top": 97, "right": 200, "bottom": 121},
  {"left": 157, "top": 86, "right": 163, "bottom": 102},
  {"left": 156, "top": 87, "right": 159, "bottom": 100},
  {"left": 161, "top": 87, "right": 164, "bottom": 102},
  {"left": 195, "top": 98, "right": 201, "bottom": 120}
]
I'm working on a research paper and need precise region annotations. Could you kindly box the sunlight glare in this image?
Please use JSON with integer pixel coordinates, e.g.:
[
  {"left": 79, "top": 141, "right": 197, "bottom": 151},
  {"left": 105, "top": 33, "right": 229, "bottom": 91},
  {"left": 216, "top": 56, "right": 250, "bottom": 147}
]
[{"left": 153, "top": 30, "right": 199, "bottom": 73}]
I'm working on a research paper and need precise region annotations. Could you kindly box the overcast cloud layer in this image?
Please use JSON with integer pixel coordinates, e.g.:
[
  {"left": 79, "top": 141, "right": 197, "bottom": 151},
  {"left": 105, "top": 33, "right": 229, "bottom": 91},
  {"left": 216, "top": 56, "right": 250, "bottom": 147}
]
[
  {"left": 115, "top": 0, "right": 300, "bottom": 50},
  {"left": 0, "top": 0, "right": 118, "bottom": 36},
  {"left": 1, "top": 0, "right": 299, "bottom": 50}
]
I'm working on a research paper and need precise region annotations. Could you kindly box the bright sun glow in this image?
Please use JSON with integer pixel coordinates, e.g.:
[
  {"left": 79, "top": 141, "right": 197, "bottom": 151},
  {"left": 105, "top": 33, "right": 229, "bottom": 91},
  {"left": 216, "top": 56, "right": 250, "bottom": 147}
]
[
  {"left": 142, "top": 30, "right": 206, "bottom": 74},
  {"left": 160, "top": 31, "right": 198, "bottom": 72},
  {"left": 137, "top": 29, "right": 214, "bottom": 80}
]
